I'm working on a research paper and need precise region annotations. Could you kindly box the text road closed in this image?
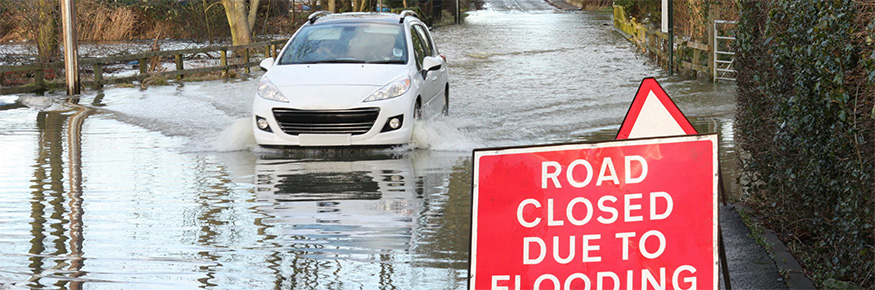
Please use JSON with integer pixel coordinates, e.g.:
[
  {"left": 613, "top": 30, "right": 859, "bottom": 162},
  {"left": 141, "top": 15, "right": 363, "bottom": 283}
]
[{"left": 470, "top": 134, "right": 718, "bottom": 290}]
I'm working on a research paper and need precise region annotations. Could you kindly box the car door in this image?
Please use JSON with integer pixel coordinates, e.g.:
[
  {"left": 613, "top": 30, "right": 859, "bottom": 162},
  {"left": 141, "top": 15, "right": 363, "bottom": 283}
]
[{"left": 411, "top": 24, "right": 446, "bottom": 110}]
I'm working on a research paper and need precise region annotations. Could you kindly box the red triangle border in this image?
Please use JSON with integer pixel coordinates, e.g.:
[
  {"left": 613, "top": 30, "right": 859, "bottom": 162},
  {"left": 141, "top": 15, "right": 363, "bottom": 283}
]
[{"left": 616, "top": 77, "right": 698, "bottom": 140}]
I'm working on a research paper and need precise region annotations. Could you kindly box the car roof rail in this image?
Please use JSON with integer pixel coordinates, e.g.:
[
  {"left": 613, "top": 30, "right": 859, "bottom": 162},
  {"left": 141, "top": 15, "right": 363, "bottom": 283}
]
[
  {"left": 308, "top": 11, "right": 333, "bottom": 24},
  {"left": 399, "top": 10, "right": 418, "bottom": 23}
]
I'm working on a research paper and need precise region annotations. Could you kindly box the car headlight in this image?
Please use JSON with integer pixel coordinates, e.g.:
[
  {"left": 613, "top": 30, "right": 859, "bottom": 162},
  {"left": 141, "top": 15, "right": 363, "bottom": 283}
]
[
  {"left": 364, "top": 77, "right": 410, "bottom": 102},
  {"left": 257, "top": 78, "right": 288, "bottom": 102}
]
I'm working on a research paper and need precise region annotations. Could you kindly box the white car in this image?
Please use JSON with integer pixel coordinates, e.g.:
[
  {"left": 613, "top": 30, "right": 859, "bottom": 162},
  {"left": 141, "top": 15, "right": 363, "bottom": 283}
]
[{"left": 253, "top": 11, "right": 449, "bottom": 147}]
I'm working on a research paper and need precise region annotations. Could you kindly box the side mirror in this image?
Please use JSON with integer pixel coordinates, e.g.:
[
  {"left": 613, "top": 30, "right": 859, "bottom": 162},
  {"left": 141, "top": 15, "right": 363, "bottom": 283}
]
[
  {"left": 422, "top": 56, "right": 442, "bottom": 72},
  {"left": 260, "top": 57, "right": 275, "bottom": 71}
]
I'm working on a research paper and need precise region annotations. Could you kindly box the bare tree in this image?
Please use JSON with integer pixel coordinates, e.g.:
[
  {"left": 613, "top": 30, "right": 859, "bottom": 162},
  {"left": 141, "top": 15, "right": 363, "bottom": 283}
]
[
  {"left": 36, "top": 0, "right": 58, "bottom": 62},
  {"left": 1, "top": 0, "right": 59, "bottom": 62},
  {"left": 219, "top": 0, "right": 260, "bottom": 45}
]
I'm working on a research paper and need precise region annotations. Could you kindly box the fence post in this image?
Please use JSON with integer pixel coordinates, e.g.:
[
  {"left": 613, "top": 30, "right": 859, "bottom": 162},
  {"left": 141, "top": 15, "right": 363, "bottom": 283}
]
[
  {"left": 93, "top": 63, "right": 103, "bottom": 89},
  {"left": 271, "top": 44, "right": 277, "bottom": 58},
  {"left": 244, "top": 48, "right": 251, "bottom": 74},
  {"left": 35, "top": 66, "right": 45, "bottom": 92},
  {"left": 139, "top": 57, "right": 147, "bottom": 77},
  {"left": 220, "top": 50, "right": 228, "bottom": 77},
  {"left": 709, "top": 5, "right": 720, "bottom": 82},
  {"left": 175, "top": 54, "right": 184, "bottom": 79}
]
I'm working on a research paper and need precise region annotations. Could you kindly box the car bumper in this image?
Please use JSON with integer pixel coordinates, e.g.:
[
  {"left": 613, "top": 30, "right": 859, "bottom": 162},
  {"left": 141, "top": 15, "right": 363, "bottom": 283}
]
[{"left": 252, "top": 97, "right": 414, "bottom": 147}]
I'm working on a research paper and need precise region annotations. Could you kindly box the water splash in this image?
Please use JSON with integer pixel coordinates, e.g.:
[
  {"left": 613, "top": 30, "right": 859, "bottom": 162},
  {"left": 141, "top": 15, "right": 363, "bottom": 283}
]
[
  {"left": 411, "top": 117, "right": 480, "bottom": 151},
  {"left": 212, "top": 117, "right": 256, "bottom": 152}
]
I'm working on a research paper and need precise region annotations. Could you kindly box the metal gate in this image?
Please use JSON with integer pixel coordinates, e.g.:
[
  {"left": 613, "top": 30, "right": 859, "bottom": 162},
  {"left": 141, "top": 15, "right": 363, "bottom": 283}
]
[{"left": 713, "top": 20, "right": 737, "bottom": 82}]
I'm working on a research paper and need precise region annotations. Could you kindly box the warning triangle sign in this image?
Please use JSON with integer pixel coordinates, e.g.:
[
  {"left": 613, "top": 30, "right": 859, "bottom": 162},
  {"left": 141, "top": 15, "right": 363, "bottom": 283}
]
[{"left": 616, "top": 77, "right": 697, "bottom": 139}]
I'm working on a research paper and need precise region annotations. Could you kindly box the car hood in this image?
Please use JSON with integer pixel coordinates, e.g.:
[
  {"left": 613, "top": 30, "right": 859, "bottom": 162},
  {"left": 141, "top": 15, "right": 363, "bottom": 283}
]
[{"left": 266, "top": 63, "right": 409, "bottom": 87}]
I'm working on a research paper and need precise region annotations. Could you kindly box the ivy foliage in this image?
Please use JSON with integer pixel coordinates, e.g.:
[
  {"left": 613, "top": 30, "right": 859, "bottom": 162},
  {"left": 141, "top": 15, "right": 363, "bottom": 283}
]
[{"left": 735, "top": 0, "right": 874, "bottom": 288}]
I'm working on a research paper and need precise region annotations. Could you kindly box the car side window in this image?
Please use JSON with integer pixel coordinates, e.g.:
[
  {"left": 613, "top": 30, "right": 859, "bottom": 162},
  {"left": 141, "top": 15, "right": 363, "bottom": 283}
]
[
  {"left": 410, "top": 26, "right": 426, "bottom": 70},
  {"left": 413, "top": 25, "right": 435, "bottom": 57}
]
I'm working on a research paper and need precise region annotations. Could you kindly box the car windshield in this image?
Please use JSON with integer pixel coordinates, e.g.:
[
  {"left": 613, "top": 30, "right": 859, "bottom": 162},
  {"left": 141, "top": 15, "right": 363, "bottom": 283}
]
[{"left": 278, "top": 22, "right": 408, "bottom": 65}]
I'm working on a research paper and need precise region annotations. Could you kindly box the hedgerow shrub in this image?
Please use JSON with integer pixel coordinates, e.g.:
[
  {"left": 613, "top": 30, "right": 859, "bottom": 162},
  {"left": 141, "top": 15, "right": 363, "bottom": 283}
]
[{"left": 735, "top": 0, "right": 874, "bottom": 287}]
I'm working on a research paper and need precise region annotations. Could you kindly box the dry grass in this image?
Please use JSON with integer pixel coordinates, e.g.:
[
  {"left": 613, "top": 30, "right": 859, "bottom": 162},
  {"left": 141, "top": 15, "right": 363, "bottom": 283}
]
[
  {"left": 78, "top": 6, "right": 141, "bottom": 41},
  {"left": 672, "top": 0, "right": 738, "bottom": 43}
]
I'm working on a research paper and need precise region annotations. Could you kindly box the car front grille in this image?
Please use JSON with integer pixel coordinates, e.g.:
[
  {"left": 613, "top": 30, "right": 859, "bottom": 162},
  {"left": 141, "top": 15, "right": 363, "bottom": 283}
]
[{"left": 272, "top": 107, "right": 380, "bottom": 136}]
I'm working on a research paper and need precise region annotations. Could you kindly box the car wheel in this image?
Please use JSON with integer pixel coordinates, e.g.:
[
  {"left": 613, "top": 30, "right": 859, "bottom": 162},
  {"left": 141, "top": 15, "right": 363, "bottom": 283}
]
[
  {"left": 442, "top": 85, "right": 449, "bottom": 116},
  {"left": 414, "top": 99, "right": 422, "bottom": 120}
]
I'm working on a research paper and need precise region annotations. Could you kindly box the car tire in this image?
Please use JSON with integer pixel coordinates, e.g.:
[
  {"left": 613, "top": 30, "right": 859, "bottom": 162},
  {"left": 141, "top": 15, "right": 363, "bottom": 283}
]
[
  {"left": 414, "top": 99, "right": 422, "bottom": 120},
  {"left": 442, "top": 85, "right": 449, "bottom": 116}
]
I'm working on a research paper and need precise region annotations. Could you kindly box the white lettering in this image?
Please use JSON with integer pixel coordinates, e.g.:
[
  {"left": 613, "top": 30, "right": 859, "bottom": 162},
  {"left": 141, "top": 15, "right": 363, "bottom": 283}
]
[
  {"left": 596, "top": 157, "right": 620, "bottom": 186},
  {"left": 639, "top": 230, "right": 666, "bottom": 259},
  {"left": 624, "top": 155, "right": 648, "bottom": 184},
  {"left": 518, "top": 192, "right": 671, "bottom": 227},
  {"left": 542, "top": 161, "right": 562, "bottom": 188},
  {"left": 597, "top": 195, "right": 618, "bottom": 224},
  {"left": 650, "top": 191, "right": 673, "bottom": 220},
  {"left": 553, "top": 236, "right": 574, "bottom": 264},
  {"left": 517, "top": 199, "right": 541, "bottom": 228},
  {"left": 624, "top": 193, "right": 644, "bottom": 222},
  {"left": 642, "top": 268, "right": 666, "bottom": 290},
  {"left": 491, "top": 275, "right": 510, "bottom": 290},
  {"left": 523, "top": 237, "right": 546, "bottom": 265},
  {"left": 615, "top": 232, "right": 636, "bottom": 260},
  {"left": 567, "top": 159, "right": 593, "bottom": 188},
  {"left": 564, "top": 273, "right": 591, "bottom": 290},
  {"left": 581, "top": 234, "right": 601, "bottom": 262},
  {"left": 672, "top": 265, "right": 697, "bottom": 290},
  {"left": 533, "top": 274, "right": 560, "bottom": 290},
  {"left": 566, "top": 197, "right": 593, "bottom": 226},
  {"left": 597, "top": 272, "right": 620, "bottom": 290},
  {"left": 498, "top": 267, "right": 697, "bottom": 290},
  {"left": 547, "top": 199, "right": 564, "bottom": 226}
]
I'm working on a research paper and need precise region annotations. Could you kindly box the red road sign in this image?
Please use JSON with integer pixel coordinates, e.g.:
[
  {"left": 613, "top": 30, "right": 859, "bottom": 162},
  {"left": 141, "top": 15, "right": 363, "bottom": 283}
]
[
  {"left": 616, "top": 78, "right": 697, "bottom": 140},
  {"left": 470, "top": 134, "right": 718, "bottom": 290}
]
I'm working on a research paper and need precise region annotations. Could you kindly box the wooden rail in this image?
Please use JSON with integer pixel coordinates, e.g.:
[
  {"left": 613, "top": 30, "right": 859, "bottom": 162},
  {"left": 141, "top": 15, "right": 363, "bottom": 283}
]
[
  {"left": 0, "top": 39, "right": 286, "bottom": 95},
  {"left": 612, "top": 5, "right": 721, "bottom": 80}
]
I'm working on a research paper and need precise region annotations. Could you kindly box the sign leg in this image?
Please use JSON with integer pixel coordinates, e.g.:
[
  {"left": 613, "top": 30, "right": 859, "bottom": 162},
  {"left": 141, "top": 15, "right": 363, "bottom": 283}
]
[{"left": 719, "top": 225, "right": 732, "bottom": 290}]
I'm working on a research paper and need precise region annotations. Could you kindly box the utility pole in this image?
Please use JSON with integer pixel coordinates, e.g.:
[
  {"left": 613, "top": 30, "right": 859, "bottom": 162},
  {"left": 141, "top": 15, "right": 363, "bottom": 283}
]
[
  {"left": 455, "top": 0, "right": 460, "bottom": 24},
  {"left": 667, "top": 0, "right": 674, "bottom": 75},
  {"left": 61, "top": 0, "right": 80, "bottom": 95}
]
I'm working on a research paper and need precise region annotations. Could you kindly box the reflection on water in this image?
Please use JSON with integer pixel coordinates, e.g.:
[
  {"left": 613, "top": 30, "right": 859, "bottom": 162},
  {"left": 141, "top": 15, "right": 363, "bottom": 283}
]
[
  {"left": 4, "top": 98, "right": 92, "bottom": 289},
  {"left": 0, "top": 105, "right": 472, "bottom": 288},
  {"left": 254, "top": 155, "right": 417, "bottom": 254}
]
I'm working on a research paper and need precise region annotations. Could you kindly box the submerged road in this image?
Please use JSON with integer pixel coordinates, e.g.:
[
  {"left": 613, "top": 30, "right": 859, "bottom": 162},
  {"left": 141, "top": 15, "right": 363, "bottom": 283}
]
[
  {"left": 483, "top": 0, "right": 555, "bottom": 12},
  {"left": 0, "top": 0, "right": 790, "bottom": 289}
]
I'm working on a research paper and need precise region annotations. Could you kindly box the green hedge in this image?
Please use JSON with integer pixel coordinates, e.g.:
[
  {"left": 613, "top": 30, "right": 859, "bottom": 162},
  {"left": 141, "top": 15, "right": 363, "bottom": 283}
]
[{"left": 735, "top": 0, "right": 874, "bottom": 287}]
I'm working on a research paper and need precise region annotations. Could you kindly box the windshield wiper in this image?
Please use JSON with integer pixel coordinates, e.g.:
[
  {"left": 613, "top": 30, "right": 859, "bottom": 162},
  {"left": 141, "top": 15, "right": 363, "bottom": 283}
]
[
  {"left": 366, "top": 60, "right": 406, "bottom": 64},
  {"left": 314, "top": 59, "right": 366, "bottom": 64}
]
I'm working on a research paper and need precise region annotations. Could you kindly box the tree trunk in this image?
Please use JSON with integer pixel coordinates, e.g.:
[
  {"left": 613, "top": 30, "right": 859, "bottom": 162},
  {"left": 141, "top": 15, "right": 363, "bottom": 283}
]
[
  {"left": 36, "top": 0, "right": 57, "bottom": 63},
  {"left": 221, "top": 0, "right": 255, "bottom": 45},
  {"left": 328, "top": 0, "right": 336, "bottom": 13},
  {"left": 247, "top": 0, "right": 260, "bottom": 35}
]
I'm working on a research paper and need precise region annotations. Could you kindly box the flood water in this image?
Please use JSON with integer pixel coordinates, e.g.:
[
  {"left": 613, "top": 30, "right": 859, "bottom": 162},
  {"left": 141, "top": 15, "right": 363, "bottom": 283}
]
[{"left": 0, "top": 4, "right": 738, "bottom": 290}]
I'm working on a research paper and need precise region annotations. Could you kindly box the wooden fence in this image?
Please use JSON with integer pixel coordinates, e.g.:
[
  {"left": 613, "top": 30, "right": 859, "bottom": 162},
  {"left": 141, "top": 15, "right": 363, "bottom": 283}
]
[
  {"left": 613, "top": 5, "right": 729, "bottom": 81},
  {"left": 0, "top": 39, "right": 287, "bottom": 95}
]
